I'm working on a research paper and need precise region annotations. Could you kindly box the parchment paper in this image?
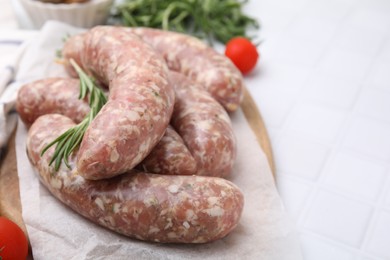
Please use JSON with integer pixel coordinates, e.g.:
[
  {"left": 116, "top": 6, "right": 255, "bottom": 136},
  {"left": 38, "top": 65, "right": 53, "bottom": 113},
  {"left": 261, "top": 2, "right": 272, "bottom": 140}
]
[{"left": 14, "top": 21, "right": 302, "bottom": 260}]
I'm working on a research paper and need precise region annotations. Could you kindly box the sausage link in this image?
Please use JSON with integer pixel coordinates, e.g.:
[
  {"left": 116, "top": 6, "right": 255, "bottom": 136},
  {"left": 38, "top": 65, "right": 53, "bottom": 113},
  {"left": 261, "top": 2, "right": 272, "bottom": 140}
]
[
  {"left": 17, "top": 77, "right": 196, "bottom": 176},
  {"left": 27, "top": 114, "right": 244, "bottom": 243},
  {"left": 63, "top": 27, "right": 175, "bottom": 180},
  {"left": 170, "top": 72, "right": 237, "bottom": 178},
  {"left": 127, "top": 28, "right": 244, "bottom": 112},
  {"left": 138, "top": 125, "right": 197, "bottom": 175},
  {"left": 16, "top": 78, "right": 90, "bottom": 126},
  {"left": 62, "top": 33, "right": 85, "bottom": 78}
]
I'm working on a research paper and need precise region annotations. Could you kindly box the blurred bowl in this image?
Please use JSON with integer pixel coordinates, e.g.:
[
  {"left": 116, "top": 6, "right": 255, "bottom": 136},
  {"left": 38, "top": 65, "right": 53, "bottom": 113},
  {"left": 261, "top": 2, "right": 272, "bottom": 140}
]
[{"left": 19, "top": 0, "right": 114, "bottom": 29}]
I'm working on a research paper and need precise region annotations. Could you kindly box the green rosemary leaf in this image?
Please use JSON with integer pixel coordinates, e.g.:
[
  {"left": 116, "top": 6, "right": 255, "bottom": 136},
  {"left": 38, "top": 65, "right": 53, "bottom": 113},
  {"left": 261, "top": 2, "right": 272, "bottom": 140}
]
[
  {"left": 79, "top": 76, "right": 88, "bottom": 100},
  {"left": 54, "top": 140, "right": 67, "bottom": 170},
  {"left": 113, "top": 0, "right": 259, "bottom": 44},
  {"left": 41, "top": 59, "right": 107, "bottom": 172},
  {"left": 55, "top": 49, "right": 63, "bottom": 59},
  {"left": 48, "top": 133, "right": 68, "bottom": 167}
]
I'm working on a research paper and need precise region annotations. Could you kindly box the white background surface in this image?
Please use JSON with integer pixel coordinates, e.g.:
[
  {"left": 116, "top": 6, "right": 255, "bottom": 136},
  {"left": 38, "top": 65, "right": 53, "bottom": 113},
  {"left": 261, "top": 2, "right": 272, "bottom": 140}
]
[
  {"left": 1, "top": 0, "right": 390, "bottom": 259},
  {"left": 244, "top": 1, "right": 390, "bottom": 260}
]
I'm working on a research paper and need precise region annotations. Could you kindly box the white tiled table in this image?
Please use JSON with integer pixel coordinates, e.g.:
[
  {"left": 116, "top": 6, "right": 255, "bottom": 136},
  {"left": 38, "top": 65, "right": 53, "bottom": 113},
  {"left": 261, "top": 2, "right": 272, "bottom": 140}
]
[
  {"left": 246, "top": 1, "right": 390, "bottom": 259},
  {"left": 2, "top": 0, "right": 390, "bottom": 259}
]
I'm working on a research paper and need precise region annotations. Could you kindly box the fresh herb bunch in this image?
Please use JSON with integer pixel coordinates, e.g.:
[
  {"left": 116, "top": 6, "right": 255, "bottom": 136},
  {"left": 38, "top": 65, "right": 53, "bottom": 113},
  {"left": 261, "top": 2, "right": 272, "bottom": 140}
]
[
  {"left": 113, "top": 0, "right": 259, "bottom": 44},
  {"left": 41, "top": 59, "right": 107, "bottom": 171}
]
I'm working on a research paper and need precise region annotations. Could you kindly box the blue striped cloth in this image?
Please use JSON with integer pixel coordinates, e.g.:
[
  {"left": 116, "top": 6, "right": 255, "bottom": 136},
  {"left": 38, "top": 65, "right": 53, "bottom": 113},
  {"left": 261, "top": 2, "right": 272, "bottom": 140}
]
[
  {"left": 0, "top": 25, "right": 77, "bottom": 160},
  {"left": 0, "top": 39, "right": 27, "bottom": 159}
]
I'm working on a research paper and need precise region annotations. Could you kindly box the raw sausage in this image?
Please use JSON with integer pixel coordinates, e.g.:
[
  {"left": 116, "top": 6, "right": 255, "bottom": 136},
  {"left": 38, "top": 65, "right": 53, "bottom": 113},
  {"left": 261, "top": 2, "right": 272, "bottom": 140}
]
[
  {"left": 27, "top": 114, "right": 244, "bottom": 243},
  {"left": 128, "top": 28, "right": 244, "bottom": 112},
  {"left": 170, "top": 72, "right": 236, "bottom": 178},
  {"left": 63, "top": 26, "right": 174, "bottom": 180},
  {"left": 63, "top": 26, "right": 175, "bottom": 180},
  {"left": 17, "top": 77, "right": 196, "bottom": 176},
  {"left": 16, "top": 78, "right": 90, "bottom": 126},
  {"left": 62, "top": 33, "right": 85, "bottom": 78},
  {"left": 138, "top": 125, "right": 197, "bottom": 175}
]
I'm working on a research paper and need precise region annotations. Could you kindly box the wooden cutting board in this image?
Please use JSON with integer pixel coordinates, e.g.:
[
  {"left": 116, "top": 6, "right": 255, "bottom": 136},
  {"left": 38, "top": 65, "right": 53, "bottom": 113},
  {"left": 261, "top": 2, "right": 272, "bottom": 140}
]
[{"left": 0, "top": 88, "right": 275, "bottom": 237}]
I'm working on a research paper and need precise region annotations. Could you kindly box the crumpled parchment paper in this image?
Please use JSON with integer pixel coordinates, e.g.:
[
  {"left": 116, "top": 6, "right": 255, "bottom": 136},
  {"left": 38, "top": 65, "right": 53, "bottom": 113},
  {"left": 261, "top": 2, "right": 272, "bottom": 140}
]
[{"left": 13, "top": 21, "right": 302, "bottom": 260}]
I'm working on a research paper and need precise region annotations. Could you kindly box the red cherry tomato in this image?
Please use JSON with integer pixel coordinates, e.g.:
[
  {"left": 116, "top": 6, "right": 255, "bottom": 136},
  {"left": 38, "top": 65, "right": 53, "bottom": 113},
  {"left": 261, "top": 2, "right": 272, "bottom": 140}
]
[
  {"left": 0, "top": 217, "right": 28, "bottom": 260},
  {"left": 225, "top": 37, "right": 259, "bottom": 75}
]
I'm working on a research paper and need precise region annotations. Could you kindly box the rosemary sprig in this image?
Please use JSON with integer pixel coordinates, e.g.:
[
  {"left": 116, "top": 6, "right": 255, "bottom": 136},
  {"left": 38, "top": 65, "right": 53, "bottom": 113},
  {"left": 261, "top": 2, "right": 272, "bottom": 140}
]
[
  {"left": 41, "top": 59, "right": 107, "bottom": 171},
  {"left": 113, "top": 0, "right": 259, "bottom": 44}
]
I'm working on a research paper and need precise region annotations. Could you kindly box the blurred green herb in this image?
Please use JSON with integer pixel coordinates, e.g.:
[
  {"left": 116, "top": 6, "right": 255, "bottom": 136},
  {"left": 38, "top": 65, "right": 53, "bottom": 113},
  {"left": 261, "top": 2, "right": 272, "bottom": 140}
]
[
  {"left": 113, "top": 0, "right": 259, "bottom": 44},
  {"left": 55, "top": 49, "right": 62, "bottom": 58}
]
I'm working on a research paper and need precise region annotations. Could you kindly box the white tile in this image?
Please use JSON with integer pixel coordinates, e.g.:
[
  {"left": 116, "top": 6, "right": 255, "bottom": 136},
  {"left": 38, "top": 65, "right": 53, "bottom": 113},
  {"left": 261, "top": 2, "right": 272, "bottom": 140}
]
[
  {"left": 300, "top": 233, "right": 356, "bottom": 260},
  {"left": 343, "top": 117, "right": 390, "bottom": 161},
  {"left": 276, "top": 176, "right": 312, "bottom": 221},
  {"left": 244, "top": 0, "right": 304, "bottom": 36},
  {"left": 247, "top": 62, "right": 310, "bottom": 127},
  {"left": 285, "top": 16, "right": 339, "bottom": 45},
  {"left": 365, "top": 60, "right": 390, "bottom": 92},
  {"left": 360, "top": 256, "right": 383, "bottom": 260},
  {"left": 355, "top": 0, "right": 390, "bottom": 12},
  {"left": 356, "top": 87, "right": 390, "bottom": 123},
  {"left": 273, "top": 134, "right": 329, "bottom": 180},
  {"left": 384, "top": 180, "right": 390, "bottom": 210},
  {"left": 367, "top": 211, "right": 390, "bottom": 258},
  {"left": 303, "top": 72, "right": 361, "bottom": 109},
  {"left": 324, "top": 151, "right": 387, "bottom": 201},
  {"left": 265, "top": 126, "right": 281, "bottom": 142},
  {"left": 377, "top": 37, "right": 390, "bottom": 62},
  {"left": 251, "top": 90, "right": 294, "bottom": 128},
  {"left": 332, "top": 24, "right": 385, "bottom": 56},
  {"left": 316, "top": 48, "right": 373, "bottom": 82},
  {"left": 285, "top": 103, "right": 348, "bottom": 143},
  {"left": 303, "top": 0, "right": 352, "bottom": 23},
  {"left": 250, "top": 61, "right": 311, "bottom": 97},
  {"left": 303, "top": 190, "right": 373, "bottom": 246},
  {"left": 258, "top": 36, "right": 284, "bottom": 60},
  {"left": 342, "top": 7, "right": 390, "bottom": 34},
  {"left": 256, "top": 0, "right": 308, "bottom": 12},
  {"left": 273, "top": 35, "right": 327, "bottom": 67}
]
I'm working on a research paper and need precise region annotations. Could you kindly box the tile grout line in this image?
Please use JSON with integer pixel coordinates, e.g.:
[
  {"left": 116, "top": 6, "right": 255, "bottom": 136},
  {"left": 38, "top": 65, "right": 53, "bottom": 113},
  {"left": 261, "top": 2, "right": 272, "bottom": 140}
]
[
  {"left": 359, "top": 166, "right": 390, "bottom": 256},
  {"left": 345, "top": 29, "right": 390, "bottom": 256},
  {"left": 274, "top": 3, "right": 390, "bottom": 257},
  {"left": 272, "top": 0, "right": 356, "bottom": 143},
  {"left": 260, "top": 0, "right": 390, "bottom": 258},
  {"left": 280, "top": 2, "right": 356, "bottom": 230}
]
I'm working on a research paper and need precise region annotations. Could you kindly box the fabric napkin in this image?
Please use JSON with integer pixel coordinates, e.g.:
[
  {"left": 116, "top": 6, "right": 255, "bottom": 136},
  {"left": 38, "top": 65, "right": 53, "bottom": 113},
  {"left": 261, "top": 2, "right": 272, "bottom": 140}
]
[
  {"left": 0, "top": 40, "right": 28, "bottom": 159},
  {"left": 7, "top": 21, "right": 302, "bottom": 259}
]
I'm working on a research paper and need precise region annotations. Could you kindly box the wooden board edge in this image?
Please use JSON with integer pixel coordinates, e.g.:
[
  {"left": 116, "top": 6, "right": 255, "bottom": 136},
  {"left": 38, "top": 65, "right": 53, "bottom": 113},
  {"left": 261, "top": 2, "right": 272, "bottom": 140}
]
[
  {"left": 241, "top": 87, "right": 276, "bottom": 181},
  {"left": 0, "top": 128, "right": 27, "bottom": 234}
]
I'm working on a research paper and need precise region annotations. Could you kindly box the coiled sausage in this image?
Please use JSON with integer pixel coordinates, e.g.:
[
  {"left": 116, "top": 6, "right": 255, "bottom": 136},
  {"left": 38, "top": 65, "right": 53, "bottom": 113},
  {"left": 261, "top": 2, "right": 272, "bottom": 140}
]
[
  {"left": 16, "top": 78, "right": 90, "bottom": 126},
  {"left": 17, "top": 77, "right": 196, "bottom": 176},
  {"left": 62, "top": 27, "right": 175, "bottom": 180},
  {"left": 170, "top": 72, "right": 236, "bottom": 178},
  {"left": 27, "top": 114, "right": 244, "bottom": 243},
  {"left": 128, "top": 28, "right": 244, "bottom": 112}
]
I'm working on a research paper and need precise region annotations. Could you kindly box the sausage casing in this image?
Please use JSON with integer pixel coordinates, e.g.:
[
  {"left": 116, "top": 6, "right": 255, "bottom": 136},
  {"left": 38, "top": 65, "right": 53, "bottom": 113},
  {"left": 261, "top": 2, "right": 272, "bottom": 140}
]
[
  {"left": 17, "top": 77, "right": 196, "bottom": 176},
  {"left": 170, "top": 72, "right": 237, "bottom": 178},
  {"left": 16, "top": 78, "right": 90, "bottom": 126},
  {"left": 128, "top": 28, "right": 244, "bottom": 112},
  {"left": 63, "top": 27, "right": 175, "bottom": 180},
  {"left": 139, "top": 125, "right": 197, "bottom": 175},
  {"left": 27, "top": 114, "right": 244, "bottom": 243}
]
